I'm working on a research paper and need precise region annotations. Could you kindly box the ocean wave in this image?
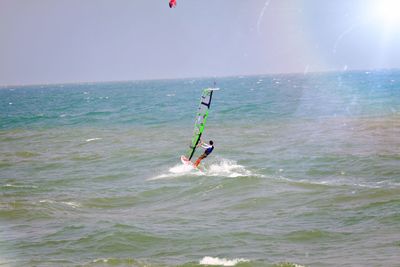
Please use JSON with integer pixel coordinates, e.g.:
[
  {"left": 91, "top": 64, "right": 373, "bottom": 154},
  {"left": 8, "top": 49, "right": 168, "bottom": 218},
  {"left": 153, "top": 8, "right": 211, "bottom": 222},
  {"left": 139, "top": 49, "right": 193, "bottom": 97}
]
[
  {"left": 3, "top": 183, "right": 38, "bottom": 189},
  {"left": 149, "top": 158, "right": 255, "bottom": 180},
  {"left": 285, "top": 229, "right": 349, "bottom": 242},
  {"left": 39, "top": 199, "right": 81, "bottom": 208},
  {"left": 84, "top": 258, "right": 306, "bottom": 267},
  {"left": 149, "top": 163, "right": 201, "bottom": 180},
  {"left": 15, "top": 151, "right": 40, "bottom": 158},
  {"left": 274, "top": 263, "right": 306, "bottom": 267},
  {"left": 207, "top": 159, "right": 253, "bottom": 178},
  {"left": 83, "top": 195, "right": 138, "bottom": 208},
  {"left": 86, "top": 137, "right": 102, "bottom": 142},
  {"left": 199, "top": 257, "right": 249, "bottom": 266},
  {"left": 274, "top": 176, "right": 400, "bottom": 189},
  {"left": 86, "top": 258, "right": 157, "bottom": 267}
]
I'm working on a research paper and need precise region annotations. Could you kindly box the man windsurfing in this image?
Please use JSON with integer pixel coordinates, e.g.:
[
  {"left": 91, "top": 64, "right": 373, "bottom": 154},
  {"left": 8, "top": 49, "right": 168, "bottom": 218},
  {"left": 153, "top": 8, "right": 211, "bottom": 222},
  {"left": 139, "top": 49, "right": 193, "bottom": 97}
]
[{"left": 194, "top": 140, "right": 214, "bottom": 167}]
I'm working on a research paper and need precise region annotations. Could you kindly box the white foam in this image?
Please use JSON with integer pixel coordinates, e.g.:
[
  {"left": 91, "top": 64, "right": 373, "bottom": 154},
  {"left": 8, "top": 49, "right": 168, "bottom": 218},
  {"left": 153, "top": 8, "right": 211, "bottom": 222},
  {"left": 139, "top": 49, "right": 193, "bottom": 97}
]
[
  {"left": 4, "top": 184, "right": 38, "bottom": 189},
  {"left": 86, "top": 138, "right": 102, "bottom": 142},
  {"left": 92, "top": 258, "right": 109, "bottom": 263},
  {"left": 169, "top": 163, "right": 197, "bottom": 174},
  {"left": 199, "top": 256, "right": 249, "bottom": 266},
  {"left": 149, "top": 158, "right": 254, "bottom": 180},
  {"left": 39, "top": 199, "right": 55, "bottom": 204},
  {"left": 276, "top": 176, "right": 398, "bottom": 189},
  {"left": 39, "top": 199, "right": 80, "bottom": 208},
  {"left": 207, "top": 159, "right": 252, "bottom": 178},
  {"left": 62, "top": 201, "right": 81, "bottom": 208},
  {"left": 149, "top": 163, "right": 202, "bottom": 180}
]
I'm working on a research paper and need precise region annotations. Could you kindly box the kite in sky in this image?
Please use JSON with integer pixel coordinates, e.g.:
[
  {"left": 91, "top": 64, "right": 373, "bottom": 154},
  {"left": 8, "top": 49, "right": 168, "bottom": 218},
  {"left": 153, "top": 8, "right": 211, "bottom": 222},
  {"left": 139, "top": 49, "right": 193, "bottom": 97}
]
[{"left": 169, "top": 0, "right": 177, "bottom": 8}]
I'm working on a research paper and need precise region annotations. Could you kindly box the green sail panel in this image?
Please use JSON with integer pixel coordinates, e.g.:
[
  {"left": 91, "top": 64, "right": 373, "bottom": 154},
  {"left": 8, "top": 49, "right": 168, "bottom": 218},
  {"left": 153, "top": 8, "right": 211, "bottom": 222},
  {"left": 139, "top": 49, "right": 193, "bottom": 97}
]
[{"left": 187, "top": 88, "right": 217, "bottom": 160}]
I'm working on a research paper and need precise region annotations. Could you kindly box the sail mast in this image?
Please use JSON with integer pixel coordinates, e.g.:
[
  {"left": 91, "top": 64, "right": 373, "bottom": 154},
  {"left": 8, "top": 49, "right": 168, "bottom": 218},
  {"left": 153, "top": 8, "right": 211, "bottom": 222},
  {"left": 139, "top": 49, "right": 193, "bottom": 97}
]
[{"left": 187, "top": 88, "right": 218, "bottom": 160}]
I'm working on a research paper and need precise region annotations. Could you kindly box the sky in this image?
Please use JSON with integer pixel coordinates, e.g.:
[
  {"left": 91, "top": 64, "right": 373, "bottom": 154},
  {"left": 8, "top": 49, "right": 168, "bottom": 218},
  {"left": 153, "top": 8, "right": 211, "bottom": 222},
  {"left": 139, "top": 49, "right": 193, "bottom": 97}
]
[{"left": 1, "top": 0, "right": 400, "bottom": 86}]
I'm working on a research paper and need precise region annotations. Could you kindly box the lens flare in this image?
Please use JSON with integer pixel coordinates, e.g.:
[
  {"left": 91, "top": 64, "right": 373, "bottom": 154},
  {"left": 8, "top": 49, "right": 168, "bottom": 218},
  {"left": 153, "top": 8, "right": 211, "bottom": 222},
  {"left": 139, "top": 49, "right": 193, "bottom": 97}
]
[{"left": 369, "top": 0, "right": 400, "bottom": 28}]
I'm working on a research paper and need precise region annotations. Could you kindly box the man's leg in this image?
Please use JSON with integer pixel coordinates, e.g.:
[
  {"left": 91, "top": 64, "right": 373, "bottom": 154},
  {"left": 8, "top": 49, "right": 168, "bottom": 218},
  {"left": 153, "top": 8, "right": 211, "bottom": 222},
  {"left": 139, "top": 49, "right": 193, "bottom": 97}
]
[{"left": 194, "top": 154, "right": 206, "bottom": 167}]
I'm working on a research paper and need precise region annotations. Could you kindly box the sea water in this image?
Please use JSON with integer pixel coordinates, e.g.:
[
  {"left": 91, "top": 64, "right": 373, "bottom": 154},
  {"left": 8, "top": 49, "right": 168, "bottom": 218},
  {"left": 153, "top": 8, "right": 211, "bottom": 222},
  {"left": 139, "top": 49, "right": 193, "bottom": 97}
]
[{"left": 1, "top": 70, "right": 400, "bottom": 266}]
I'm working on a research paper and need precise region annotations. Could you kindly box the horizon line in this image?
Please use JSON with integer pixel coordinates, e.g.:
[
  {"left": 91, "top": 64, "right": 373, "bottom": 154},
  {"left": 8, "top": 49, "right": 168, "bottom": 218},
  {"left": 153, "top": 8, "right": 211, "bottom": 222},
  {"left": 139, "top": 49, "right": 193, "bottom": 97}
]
[{"left": 1, "top": 67, "right": 398, "bottom": 88}]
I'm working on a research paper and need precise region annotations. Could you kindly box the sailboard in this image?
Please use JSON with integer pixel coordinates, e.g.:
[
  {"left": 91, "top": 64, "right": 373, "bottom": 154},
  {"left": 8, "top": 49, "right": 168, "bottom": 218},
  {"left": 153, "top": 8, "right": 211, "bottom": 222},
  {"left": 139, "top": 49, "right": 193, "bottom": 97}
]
[{"left": 181, "top": 87, "right": 219, "bottom": 166}]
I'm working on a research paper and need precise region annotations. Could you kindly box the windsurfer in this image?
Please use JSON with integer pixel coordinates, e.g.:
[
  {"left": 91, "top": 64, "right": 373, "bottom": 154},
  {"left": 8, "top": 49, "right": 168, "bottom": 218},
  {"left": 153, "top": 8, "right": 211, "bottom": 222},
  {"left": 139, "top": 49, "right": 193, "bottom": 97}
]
[{"left": 194, "top": 140, "right": 214, "bottom": 167}]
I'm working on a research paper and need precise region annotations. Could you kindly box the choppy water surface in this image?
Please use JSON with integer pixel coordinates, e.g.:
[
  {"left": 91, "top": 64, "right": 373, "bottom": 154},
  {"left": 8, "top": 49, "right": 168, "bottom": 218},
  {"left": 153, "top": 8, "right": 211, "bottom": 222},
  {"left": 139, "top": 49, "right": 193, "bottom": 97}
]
[{"left": 1, "top": 71, "right": 400, "bottom": 266}]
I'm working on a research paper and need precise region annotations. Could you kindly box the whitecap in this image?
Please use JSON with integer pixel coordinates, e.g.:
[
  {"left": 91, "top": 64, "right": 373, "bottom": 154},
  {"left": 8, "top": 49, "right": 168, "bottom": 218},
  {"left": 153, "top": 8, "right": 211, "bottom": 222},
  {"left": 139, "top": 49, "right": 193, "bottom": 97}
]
[
  {"left": 276, "top": 176, "right": 396, "bottom": 189},
  {"left": 39, "top": 199, "right": 81, "bottom": 208},
  {"left": 4, "top": 184, "right": 38, "bottom": 189},
  {"left": 39, "top": 199, "right": 55, "bottom": 204},
  {"left": 62, "top": 201, "right": 81, "bottom": 208},
  {"left": 86, "top": 138, "right": 102, "bottom": 142},
  {"left": 92, "top": 258, "right": 109, "bottom": 263},
  {"left": 199, "top": 256, "right": 249, "bottom": 266}
]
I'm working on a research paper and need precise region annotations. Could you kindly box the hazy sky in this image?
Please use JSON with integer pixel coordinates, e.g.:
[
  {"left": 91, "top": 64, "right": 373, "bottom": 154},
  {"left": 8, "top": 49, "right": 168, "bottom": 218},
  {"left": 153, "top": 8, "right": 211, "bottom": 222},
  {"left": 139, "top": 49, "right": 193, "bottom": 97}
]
[{"left": 1, "top": 0, "right": 400, "bottom": 85}]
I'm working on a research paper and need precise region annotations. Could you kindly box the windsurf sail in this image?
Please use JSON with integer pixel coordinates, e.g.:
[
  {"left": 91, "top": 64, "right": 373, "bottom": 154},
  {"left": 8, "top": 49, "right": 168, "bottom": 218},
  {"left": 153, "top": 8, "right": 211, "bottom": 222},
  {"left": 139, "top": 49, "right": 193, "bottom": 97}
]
[{"left": 187, "top": 88, "right": 218, "bottom": 160}]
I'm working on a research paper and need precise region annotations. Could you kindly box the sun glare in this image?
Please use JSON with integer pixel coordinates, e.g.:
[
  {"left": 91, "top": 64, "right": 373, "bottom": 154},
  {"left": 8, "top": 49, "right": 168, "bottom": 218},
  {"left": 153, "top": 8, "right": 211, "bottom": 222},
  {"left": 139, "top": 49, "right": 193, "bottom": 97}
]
[{"left": 369, "top": 0, "right": 400, "bottom": 29}]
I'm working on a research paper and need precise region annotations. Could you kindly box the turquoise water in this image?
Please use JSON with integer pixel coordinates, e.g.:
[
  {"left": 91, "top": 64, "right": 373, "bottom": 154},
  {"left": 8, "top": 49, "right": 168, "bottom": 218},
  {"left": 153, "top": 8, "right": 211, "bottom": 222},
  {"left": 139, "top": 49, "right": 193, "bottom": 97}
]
[{"left": 1, "top": 70, "right": 400, "bottom": 266}]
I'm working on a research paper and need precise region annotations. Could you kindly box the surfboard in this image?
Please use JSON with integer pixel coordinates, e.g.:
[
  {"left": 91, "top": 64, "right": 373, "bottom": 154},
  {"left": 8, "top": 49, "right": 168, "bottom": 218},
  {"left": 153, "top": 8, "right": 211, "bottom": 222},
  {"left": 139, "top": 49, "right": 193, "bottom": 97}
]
[{"left": 181, "top": 155, "right": 194, "bottom": 167}]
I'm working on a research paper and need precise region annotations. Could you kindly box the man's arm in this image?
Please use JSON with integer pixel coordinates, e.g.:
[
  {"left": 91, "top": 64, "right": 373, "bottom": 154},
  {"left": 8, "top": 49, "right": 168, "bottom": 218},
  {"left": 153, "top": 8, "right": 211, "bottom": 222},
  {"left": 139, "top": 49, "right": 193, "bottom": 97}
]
[
  {"left": 201, "top": 142, "right": 212, "bottom": 149},
  {"left": 196, "top": 139, "right": 203, "bottom": 148}
]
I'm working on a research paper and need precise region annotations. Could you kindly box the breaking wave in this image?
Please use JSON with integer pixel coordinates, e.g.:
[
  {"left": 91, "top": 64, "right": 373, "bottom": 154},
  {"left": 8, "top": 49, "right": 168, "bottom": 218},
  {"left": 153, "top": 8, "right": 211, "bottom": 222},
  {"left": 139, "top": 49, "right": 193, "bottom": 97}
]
[{"left": 199, "top": 256, "right": 250, "bottom": 266}]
